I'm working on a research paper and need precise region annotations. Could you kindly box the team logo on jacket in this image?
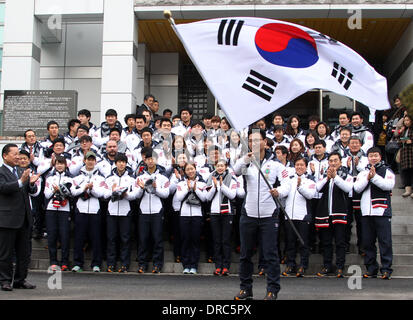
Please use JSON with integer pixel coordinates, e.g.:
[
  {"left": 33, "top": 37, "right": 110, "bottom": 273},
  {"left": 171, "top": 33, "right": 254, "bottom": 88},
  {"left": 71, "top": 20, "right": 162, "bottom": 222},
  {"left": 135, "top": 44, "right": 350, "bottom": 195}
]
[{"left": 255, "top": 23, "right": 319, "bottom": 68}]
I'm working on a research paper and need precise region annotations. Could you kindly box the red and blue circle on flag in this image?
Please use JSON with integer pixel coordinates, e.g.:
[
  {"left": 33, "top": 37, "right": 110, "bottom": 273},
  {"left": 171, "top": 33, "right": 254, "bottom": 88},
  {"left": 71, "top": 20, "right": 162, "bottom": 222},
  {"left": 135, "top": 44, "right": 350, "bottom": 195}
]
[{"left": 255, "top": 23, "right": 319, "bottom": 68}]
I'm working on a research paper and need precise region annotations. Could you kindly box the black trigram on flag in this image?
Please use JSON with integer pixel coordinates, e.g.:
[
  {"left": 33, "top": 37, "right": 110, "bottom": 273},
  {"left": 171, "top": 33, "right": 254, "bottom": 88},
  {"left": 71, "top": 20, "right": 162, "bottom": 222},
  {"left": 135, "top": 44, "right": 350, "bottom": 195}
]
[
  {"left": 217, "top": 19, "right": 244, "bottom": 46},
  {"left": 242, "top": 70, "right": 278, "bottom": 101},
  {"left": 331, "top": 62, "right": 353, "bottom": 90}
]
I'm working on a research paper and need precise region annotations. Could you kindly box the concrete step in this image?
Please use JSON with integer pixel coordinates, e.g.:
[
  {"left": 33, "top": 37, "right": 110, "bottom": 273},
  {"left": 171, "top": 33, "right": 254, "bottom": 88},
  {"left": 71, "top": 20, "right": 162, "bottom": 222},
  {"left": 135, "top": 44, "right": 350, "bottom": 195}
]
[{"left": 28, "top": 259, "right": 413, "bottom": 277}]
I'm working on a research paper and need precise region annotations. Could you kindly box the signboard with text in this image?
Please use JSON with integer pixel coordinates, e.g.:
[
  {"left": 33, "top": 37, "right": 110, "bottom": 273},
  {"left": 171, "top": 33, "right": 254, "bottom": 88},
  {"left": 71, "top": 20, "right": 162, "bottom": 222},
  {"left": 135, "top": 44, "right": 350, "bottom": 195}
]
[{"left": 3, "top": 90, "right": 78, "bottom": 138}]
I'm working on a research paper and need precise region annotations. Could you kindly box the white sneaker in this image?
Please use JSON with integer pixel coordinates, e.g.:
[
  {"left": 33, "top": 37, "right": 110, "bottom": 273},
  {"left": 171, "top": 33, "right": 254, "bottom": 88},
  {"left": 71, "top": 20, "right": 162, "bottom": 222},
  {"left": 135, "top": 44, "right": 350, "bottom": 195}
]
[
  {"left": 71, "top": 266, "right": 82, "bottom": 272},
  {"left": 190, "top": 268, "right": 197, "bottom": 274},
  {"left": 92, "top": 266, "right": 101, "bottom": 273},
  {"left": 183, "top": 268, "right": 190, "bottom": 274}
]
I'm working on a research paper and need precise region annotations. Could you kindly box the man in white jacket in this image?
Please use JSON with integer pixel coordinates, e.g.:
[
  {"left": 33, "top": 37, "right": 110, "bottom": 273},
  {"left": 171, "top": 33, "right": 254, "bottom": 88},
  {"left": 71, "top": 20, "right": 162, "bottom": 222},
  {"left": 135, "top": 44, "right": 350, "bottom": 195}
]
[
  {"left": 70, "top": 151, "right": 107, "bottom": 273},
  {"left": 104, "top": 153, "right": 138, "bottom": 273},
  {"left": 354, "top": 147, "right": 395, "bottom": 280},
  {"left": 233, "top": 129, "right": 288, "bottom": 301},
  {"left": 135, "top": 150, "right": 170, "bottom": 274}
]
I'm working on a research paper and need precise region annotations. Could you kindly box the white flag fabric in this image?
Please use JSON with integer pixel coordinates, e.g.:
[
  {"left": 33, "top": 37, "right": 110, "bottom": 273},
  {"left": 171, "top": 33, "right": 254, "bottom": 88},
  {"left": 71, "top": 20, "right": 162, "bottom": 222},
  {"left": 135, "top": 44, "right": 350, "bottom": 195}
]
[{"left": 174, "top": 17, "right": 391, "bottom": 131}]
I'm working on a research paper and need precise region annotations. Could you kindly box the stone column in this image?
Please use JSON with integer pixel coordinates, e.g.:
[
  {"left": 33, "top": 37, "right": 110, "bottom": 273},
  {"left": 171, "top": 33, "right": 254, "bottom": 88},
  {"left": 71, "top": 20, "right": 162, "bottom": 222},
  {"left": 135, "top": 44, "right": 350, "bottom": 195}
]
[
  {"left": 1, "top": 0, "right": 42, "bottom": 107},
  {"left": 100, "top": 0, "right": 138, "bottom": 124}
]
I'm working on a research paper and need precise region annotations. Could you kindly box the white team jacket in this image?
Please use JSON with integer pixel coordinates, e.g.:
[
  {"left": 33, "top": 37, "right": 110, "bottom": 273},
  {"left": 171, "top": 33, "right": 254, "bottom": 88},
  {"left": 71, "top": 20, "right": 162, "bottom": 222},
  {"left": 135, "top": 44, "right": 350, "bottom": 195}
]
[
  {"left": 135, "top": 169, "right": 170, "bottom": 214},
  {"left": 44, "top": 170, "right": 73, "bottom": 212},
  {"left": 353, "top": 168, "right": 395, "bottom": 216},
  {"left": 307, "top": 155, "right": 329, "bottom": 199},
  {"left": 233, "top": 153, "right": 288, "bottom": 218},
  {"left": 175, "top": 178, "right": 207, "bottom": 217},
  {"left": 71, "top": 168, "right": 107, "bottom": 214},
  {"left": 104, "top": 170, "right": 138, "bottom": 216},
  {"left": 277, "top": 174, "right": 317, "bottom": 220},
  {"left": 205, "top": 175, "right": 237, "bottom": 214}
]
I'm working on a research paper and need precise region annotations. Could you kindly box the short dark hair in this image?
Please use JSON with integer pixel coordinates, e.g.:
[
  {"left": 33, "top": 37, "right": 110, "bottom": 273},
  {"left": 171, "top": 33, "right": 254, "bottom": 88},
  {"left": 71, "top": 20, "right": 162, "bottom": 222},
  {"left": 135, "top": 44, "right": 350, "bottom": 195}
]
[
  {"left": 163, "top": 109, "right": 173, "bottom": 116},
  {"left": 180, "top": 107, "right": 193, "bottom": 116},
  {"left": 140, "top": 147, "right": 153, "bottom": 156},
  {"left": 275, "top": 145, "right": 289, "bottom": 155},
  {"left": 351, "top": 112, "right": 362, "bottom": 120},
  {"left": 340, "top": 127, "right": 352, "bottom": 134},
  {"left": 135, "top": 115, "right": 146, "bottom": 123},
  {"left": 144, "top": 94, "right": 155, "bottom": 101},
  {"left": 273, "top": 125, "right": 284, "bottom": 132},
  {"left": 79, "top": 135, "right": 92, "bottom": 143},
  {"left": 308, "top": 115, "right": 320, "bottom": 122},
  {"left": 349, "top": 135, "right": 362, "bottom": 143},
  {"left": 192, "top": 120, "right": 205, "bottom": 130},
  {"left": 248, "top": 128, "right": 266, "bottom": 140},
  {"left": 202, "top": 113, "right": 213, "bottom": 120},
  {"left": 367, "top": 147, "right": 382, "bottom": 157},
  {"left": 295, "top": 156, "right": 308, "bottom": 166},
  {"left": 2, "top": 143, "right": 18, "bottom": 158},
  {"left": 55, "top": 155, "right": 67, "bottom": 166},
  {"left": 52, "top": 137, "right": 66, "bottom": 148},
  {"left": 47, "top": 120, "right": 59, "bottom": 130},
  {"left": 78, "top": 109, "right": 91, "bottom": 118},
  {"left": 109, "top": 127, "right": 122, "bottom": 135},
  {"left": 339, "top": 111, "right": 350, "bottom": 119},
  {"left": 124, "top": 114, "right": 136, "bottom": 124},
  {"left": 105, "top": 109, "right": 117, "bottom": 117},
  {"left": 23, "top": 129, "right": 35, "bottom": 138},
  {"left": 114, "top": 153, "right": 128, "bottom": 163},
  {"left": 328, "top": 151, "right": 342, "bottom": 160},
  {"left": 160, "top": 117, "right": 172, "bottom": 127},
  {"left": 144, "top": 149, "right": 158, "bottom": 160},
  {"left": 67, "top": 119, "right": 80, "bottom": 130},
  {"left": 172, "top": 115, "right": 180, "bottom": 121},
  {"left": 141, "top": 127, "right": 153, "bottom": 136},
  {"left": 314, "top": 139, "right": 326, "bottom": 148},
  {"left": 19, "top": 149, "right": 31, "bottom": 159},
  {"left": 77, "top": 124, "right": 90, "bottom": 133}
]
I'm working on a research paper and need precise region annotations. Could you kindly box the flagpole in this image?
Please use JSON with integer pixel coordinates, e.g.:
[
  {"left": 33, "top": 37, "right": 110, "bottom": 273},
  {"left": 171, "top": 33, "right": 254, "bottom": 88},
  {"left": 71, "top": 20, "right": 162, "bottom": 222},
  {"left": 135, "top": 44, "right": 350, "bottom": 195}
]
[{"left": 164, "top": 10, "right": 305, "bottom": 247}]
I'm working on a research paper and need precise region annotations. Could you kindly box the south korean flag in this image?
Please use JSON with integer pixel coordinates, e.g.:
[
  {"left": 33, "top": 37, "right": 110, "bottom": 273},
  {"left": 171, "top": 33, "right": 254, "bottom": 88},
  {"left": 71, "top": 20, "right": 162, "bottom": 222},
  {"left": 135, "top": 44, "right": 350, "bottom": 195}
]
[{"left": 173, "top": 17, "right": 390, "bottom": 131}]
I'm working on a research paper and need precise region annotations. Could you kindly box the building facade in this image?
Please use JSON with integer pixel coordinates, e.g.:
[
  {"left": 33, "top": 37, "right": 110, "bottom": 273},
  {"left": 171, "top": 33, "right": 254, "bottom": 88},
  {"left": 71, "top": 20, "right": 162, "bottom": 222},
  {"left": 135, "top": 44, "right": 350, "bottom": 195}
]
[{"left": 0, "top": 0, "right": 412, "bottom": 131}]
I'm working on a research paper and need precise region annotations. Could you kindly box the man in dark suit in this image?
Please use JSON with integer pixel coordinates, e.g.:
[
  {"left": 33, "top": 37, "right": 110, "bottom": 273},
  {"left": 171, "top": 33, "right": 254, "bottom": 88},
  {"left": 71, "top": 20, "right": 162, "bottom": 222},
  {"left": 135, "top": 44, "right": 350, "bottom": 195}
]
[
  {"left": 0, "top": 144, "right": 40, "bottom": 291},
  {"left": 136, "top": 94, "right": 155, "bottom": 117}
]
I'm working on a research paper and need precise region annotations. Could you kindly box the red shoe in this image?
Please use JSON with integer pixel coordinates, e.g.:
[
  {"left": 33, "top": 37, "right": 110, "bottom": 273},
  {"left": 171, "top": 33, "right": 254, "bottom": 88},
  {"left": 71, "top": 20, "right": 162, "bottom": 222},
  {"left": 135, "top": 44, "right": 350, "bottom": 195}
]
[
  {"left": 221, "top": 268, "right": 230, "bottom": 276},
  {"left": 61, "top": 265, "right": 69, "bottom": 271},
  {"left": 213, "top": 268, "right": 221, "bottom": 276}
]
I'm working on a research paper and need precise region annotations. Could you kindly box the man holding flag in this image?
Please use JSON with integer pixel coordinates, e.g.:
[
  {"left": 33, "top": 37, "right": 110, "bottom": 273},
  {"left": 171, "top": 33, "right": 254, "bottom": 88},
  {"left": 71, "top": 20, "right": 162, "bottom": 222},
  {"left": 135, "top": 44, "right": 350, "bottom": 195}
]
[{"left": 233, "top": 128, "right": 288, "bottom": 300}]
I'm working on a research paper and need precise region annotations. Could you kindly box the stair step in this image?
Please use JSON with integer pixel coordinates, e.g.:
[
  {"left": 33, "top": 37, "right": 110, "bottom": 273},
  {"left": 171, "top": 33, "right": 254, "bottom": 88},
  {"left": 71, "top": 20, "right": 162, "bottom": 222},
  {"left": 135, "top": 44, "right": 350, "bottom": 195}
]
[{"left": 28, "top": 259, "right": 413, "bottom": 277}]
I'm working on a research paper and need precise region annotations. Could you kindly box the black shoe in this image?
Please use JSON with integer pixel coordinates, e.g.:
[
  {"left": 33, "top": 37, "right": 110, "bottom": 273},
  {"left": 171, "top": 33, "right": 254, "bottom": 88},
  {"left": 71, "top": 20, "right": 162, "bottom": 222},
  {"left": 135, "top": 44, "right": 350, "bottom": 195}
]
[
  {"left": 282, "top": 266, "right": 295, "bottom": 277},
  {"left": 1, "top": 283, "right": 13, "bottom": 291},
  {"left": 336, "top": 269, "right": 345, "bottom": 278},
  {"left": 264, "top": 291, "right": 277, "bottom": 300},
  {"left": 296, "top": 267, "right": 305, "bottom": 278},
  {"left": 137, "top": 266, "right": 146, "bottom": 274},
  {"left": 381, "top": 272, "right": 391, "bottom": 280},
  {"left": 317, "top": 267, "right": 331, "bottom": 277},
  {"left": 152, "top": 266, "right": 161, "bottom": 274},
  {"left": 258, "top": 268, "right": 265, "bottom": 277},
  {"left": 234, "top": 289, "right": 253, "bottom": 300},
  {"left": 118, "top": 266, "right": 128, "bottom": 273},
  {"left": 363, "top": 271, "right": 377, "bottom": 279},
  {"left": 13, "top": 281, "right": 36, "bottom": 289}
]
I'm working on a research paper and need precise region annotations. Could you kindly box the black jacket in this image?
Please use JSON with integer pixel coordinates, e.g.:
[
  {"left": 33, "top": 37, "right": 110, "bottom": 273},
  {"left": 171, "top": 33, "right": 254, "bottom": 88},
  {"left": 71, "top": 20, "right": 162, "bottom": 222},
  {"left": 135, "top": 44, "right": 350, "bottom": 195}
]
[{"left": 0, "top": 165, "right": 37, "bottom": 229}]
